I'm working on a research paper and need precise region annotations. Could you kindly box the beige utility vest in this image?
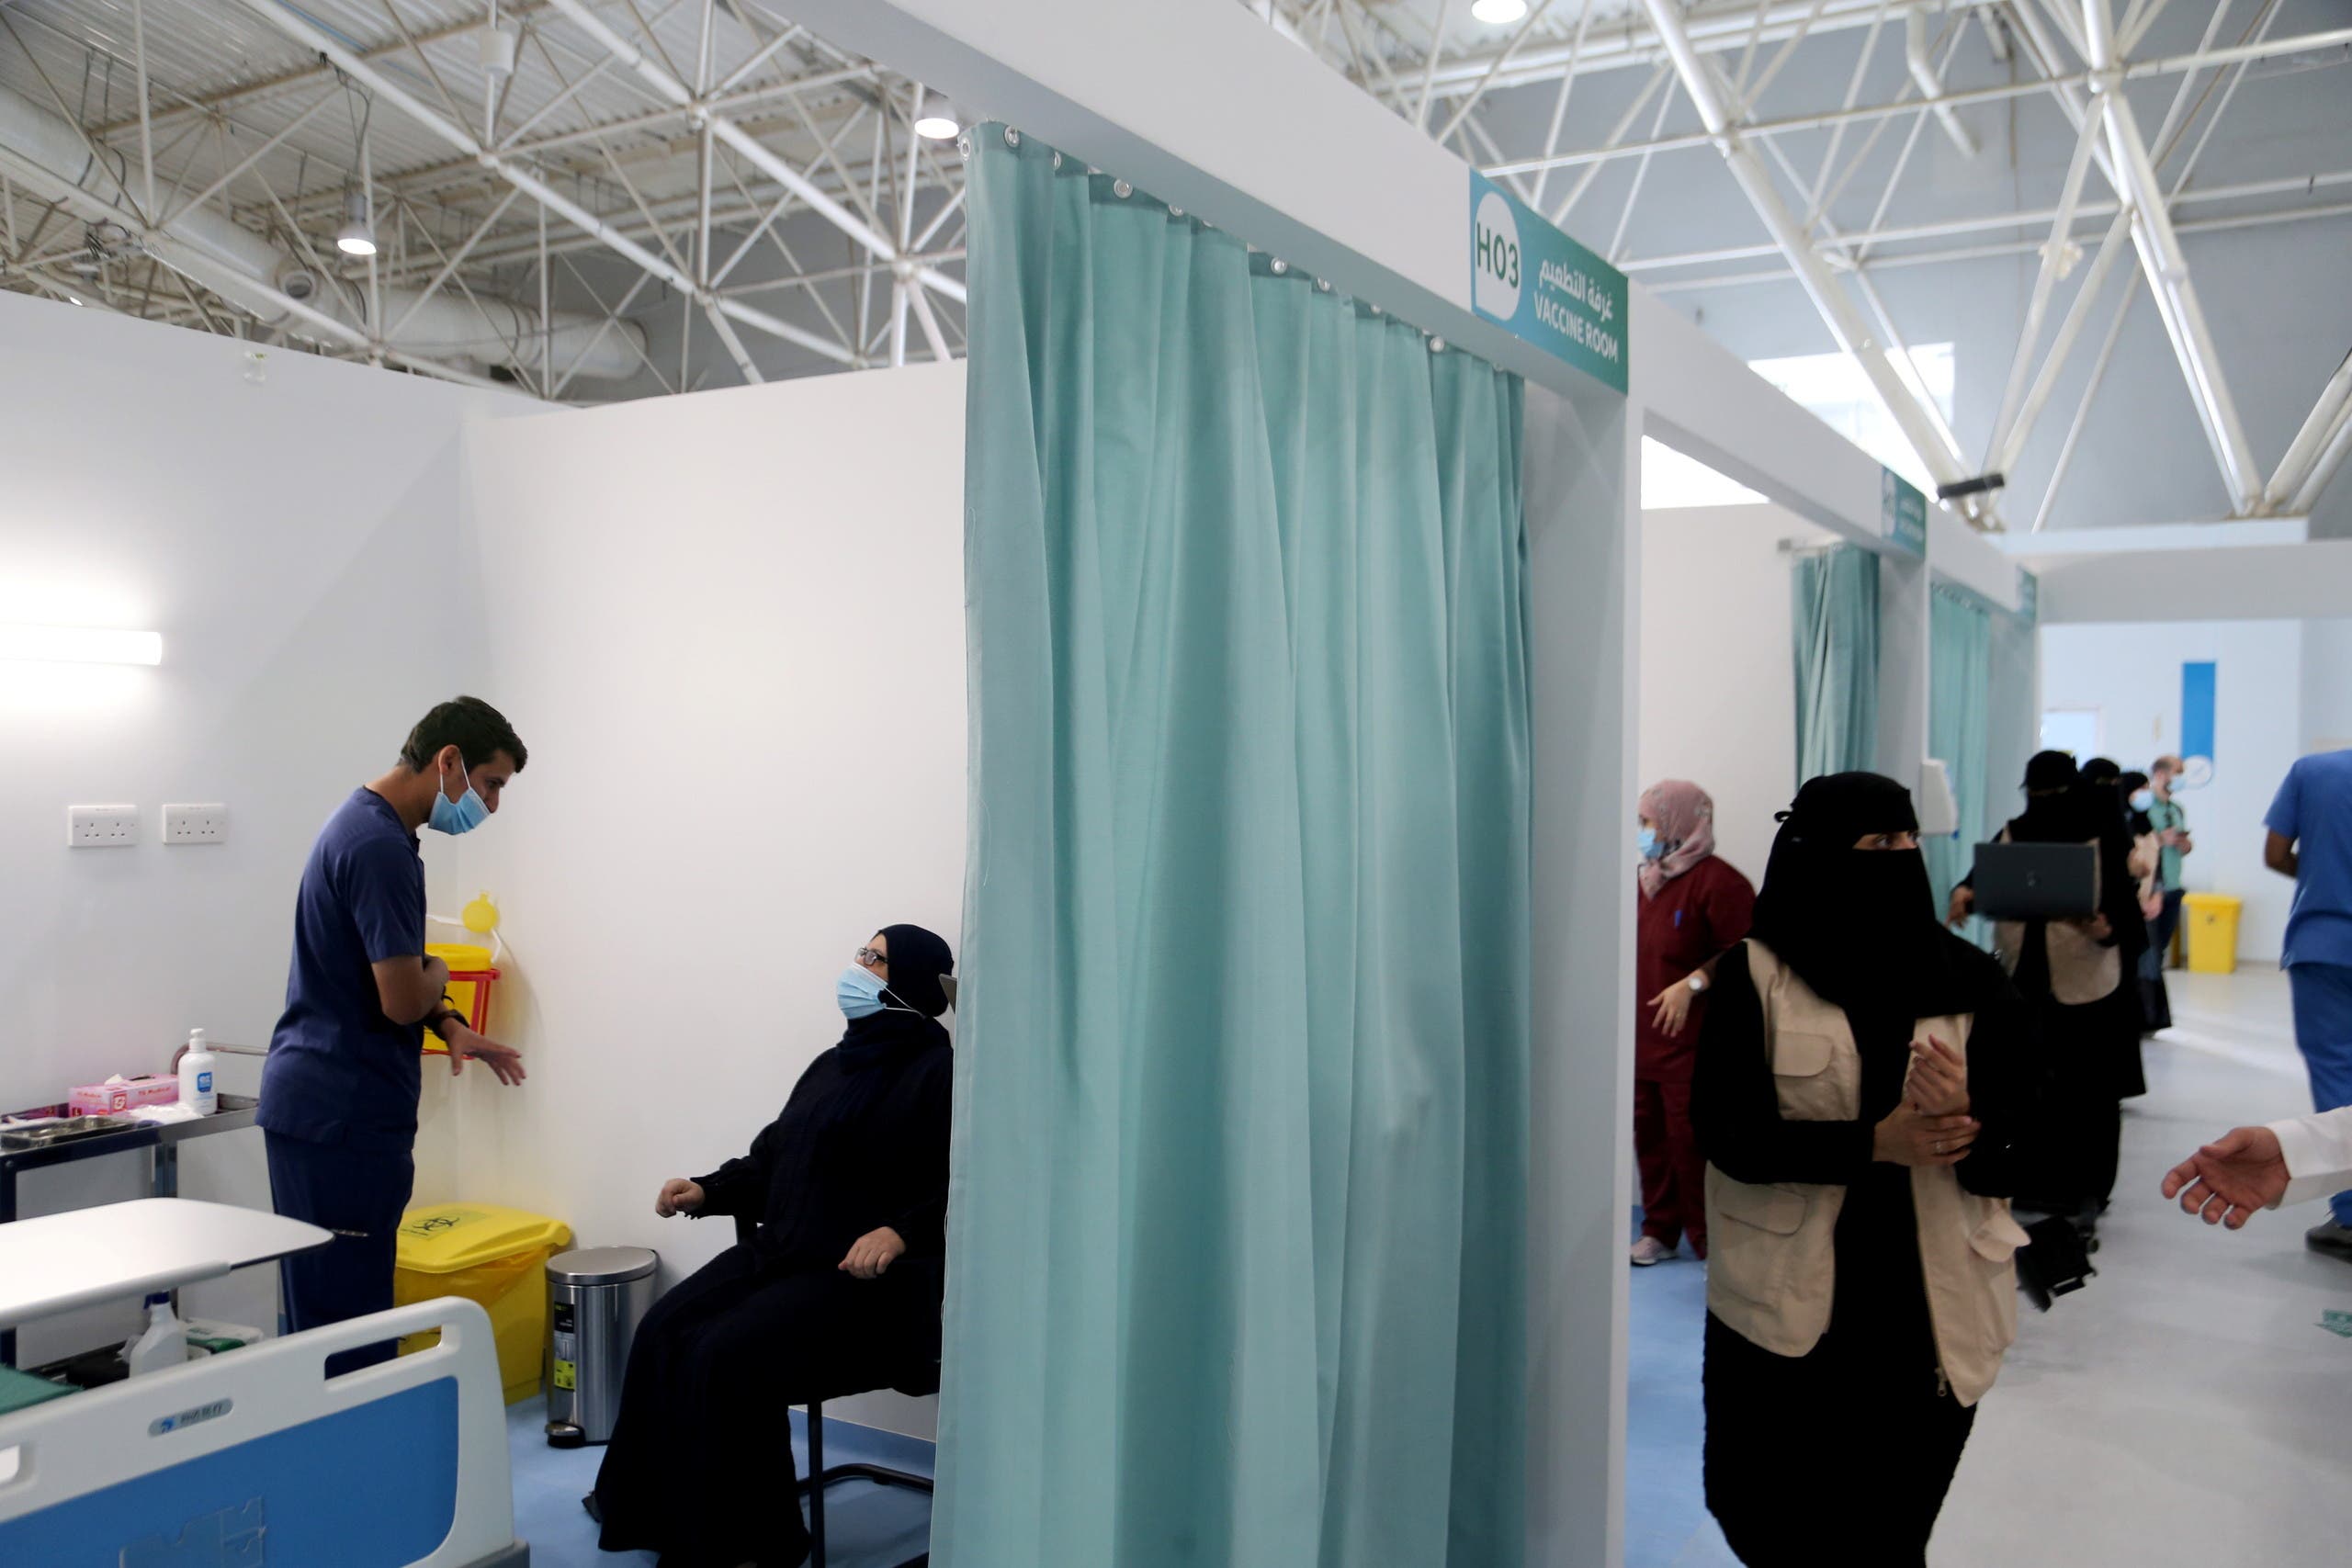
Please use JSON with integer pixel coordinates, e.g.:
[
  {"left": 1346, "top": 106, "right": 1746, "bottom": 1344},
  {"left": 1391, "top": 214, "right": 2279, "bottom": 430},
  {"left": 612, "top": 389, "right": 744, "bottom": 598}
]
[
  {"left": 1704, "top": 940, "right": 2030, "bottom": 1407},
  {"left": 1988, "top": 828, "right": 2122, "bottom": 1005}
]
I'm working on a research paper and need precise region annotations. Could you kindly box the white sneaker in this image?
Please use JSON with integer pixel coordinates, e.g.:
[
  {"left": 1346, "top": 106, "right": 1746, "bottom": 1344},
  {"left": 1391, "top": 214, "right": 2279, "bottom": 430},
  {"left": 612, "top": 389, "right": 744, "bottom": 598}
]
[{"left": 1630, "top": 1236, "right": 1675, "bottom": 1267}]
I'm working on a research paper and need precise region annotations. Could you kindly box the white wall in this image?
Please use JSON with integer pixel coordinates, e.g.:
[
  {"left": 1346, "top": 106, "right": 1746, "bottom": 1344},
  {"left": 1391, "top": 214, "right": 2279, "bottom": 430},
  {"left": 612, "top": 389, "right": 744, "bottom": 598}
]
[
  {"left": 2039, "top": 620, "right": 2307, "bottom": 961},
  {"left": 2302, "top": 619, "right": 2352, "bottom": 754},
  {"left": 1525, "top": 376, "right": 1635, "bottom": 1568},
  {"left": 456, "top": 360, "right": 967, "bottom": 1437},
  {"left": 0, "top": 290, "right": 526, "bottom": 1360},
  {"left": 1638, "top": 503, "right": 1824, "bottom": 879}
]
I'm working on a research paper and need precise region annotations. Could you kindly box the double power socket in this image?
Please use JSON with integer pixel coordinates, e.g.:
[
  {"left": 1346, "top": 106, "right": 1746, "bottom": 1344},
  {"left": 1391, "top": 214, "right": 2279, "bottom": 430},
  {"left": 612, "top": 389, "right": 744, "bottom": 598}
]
[{"left": 68, "top": 804, "right": 230, "bottom": 848}]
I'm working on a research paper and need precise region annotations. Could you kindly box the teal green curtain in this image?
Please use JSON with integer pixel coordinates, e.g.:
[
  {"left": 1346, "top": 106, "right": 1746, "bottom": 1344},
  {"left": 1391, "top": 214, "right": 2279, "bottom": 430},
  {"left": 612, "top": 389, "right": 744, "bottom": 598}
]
[
  {"left": 1927, "top": 584, "right": 1994, "bottom": 936},
  {"left": 938, "top": 127, "right": 1530, "bottom": 1568},
  {"left": 1792, "top": 544, "right": 1881, "bottom": 786}
]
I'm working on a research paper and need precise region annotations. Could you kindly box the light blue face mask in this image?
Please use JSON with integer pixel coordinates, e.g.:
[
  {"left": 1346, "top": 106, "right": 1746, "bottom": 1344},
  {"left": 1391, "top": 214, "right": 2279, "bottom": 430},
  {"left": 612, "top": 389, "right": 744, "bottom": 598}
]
[
  {"left": 2130, "top": 789, "right": 2154, "bottom": 812},
  {"left": 427, "top": 752, "right": 490, "bottom": 836},
  {"left": 837, "top": 964, "right": 890, "bottom": 1020},
  {"left": 1637, "top": 826, "right": 1663, "bottom": 862}
]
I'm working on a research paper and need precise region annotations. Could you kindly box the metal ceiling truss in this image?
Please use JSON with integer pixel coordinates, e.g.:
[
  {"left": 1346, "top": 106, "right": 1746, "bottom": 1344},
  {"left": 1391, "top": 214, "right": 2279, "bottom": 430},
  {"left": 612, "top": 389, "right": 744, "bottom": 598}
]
[
  {"left": 4, "top": 0, "right": 2344, "bottom": 526},
  {"left": 0, "top": 0, "right": 968, "bottom": 398},
  {"left": 1254, "top": 0, "right": 2352, "bottom": 529}
]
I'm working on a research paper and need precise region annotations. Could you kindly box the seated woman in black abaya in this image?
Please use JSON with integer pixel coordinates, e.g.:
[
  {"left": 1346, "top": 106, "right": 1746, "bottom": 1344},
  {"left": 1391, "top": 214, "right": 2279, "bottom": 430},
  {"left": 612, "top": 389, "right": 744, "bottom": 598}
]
[{"left": 590, "top": 923, "right": 956, "bottom": 1568}]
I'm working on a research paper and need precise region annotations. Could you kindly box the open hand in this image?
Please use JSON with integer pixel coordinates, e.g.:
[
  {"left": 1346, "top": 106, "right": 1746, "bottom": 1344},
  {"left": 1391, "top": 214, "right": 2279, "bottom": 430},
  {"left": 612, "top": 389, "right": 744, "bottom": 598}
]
[
  {"left": 444, "top": 1021, "right": 526, "bottom": 1086},
  {"left": 655, "top": 1179, "right": 705, "bottom": 1219},
  {"left": 1874, "top": 1100, "right": 1979, "bottom": 1168},
  {"left": 839, "top": 1226, "right": 907, "bottom": 1280},
  {"left": 2161, "top": 1126, "right": 2287, "bottom": 1229},
  {"left": 1648, "top": 980, "right": 1696, "bottom": 1037},
  {"left": 1905, "top": 1037, "right": 1969, "bottom": 1117}
]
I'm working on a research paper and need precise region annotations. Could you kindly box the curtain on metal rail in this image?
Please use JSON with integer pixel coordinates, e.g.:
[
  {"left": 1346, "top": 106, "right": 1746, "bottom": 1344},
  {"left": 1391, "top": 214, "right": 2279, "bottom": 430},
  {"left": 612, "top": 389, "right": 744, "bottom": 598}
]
[
  {"left": 1792, "top": 544, "right": 1882, "bottom": 786},
  {"left": 936, "top": 125, "right": 1531, "bottom": 1568}
]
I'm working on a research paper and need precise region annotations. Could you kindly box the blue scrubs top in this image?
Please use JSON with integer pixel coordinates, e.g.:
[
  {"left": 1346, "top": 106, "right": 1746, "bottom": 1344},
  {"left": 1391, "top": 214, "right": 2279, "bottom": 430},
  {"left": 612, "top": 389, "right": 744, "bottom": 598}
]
[
  {"left": 2268, "top": 750, "right": 2352, "bottom": 972},
  {"left": 257, "top": 788, "right": 427, "bottom": 1151}
]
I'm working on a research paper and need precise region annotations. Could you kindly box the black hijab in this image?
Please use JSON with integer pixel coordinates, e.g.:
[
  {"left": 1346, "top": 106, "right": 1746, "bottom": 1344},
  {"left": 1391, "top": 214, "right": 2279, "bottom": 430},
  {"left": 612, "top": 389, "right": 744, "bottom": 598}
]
[
  {"left": 2010, "top": 750, "right": 2112, "bottom": 844},
  {"left": 1749, "top": 773, "right": 1999, "bottom": 1018},
  {"left": 820, "top": 923, "right": 955, "bottom": 1137}
]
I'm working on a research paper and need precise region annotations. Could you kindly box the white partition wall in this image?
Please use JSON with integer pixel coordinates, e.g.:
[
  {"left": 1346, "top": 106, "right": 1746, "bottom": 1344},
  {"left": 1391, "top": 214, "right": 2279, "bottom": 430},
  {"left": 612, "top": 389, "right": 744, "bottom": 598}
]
[
  {"left": 453, "top": 361, "right": 967, "bottom": 1437},
  {"left": 1638, "top": 503, "right": 1827, "bottom": 874},
  {"left": 0, "top": 290, "right": 523, "bottom": 1361},
  {"left": 1525, "top": 378, "right": 1637, "bottom": 1568}
]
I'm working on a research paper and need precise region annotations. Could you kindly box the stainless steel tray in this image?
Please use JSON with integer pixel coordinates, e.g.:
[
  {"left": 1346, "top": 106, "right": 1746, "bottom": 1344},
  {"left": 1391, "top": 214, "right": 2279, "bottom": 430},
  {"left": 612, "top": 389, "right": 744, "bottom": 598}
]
[{"left": 0, "top": 1115, "right": 137, "bottom": 1151}]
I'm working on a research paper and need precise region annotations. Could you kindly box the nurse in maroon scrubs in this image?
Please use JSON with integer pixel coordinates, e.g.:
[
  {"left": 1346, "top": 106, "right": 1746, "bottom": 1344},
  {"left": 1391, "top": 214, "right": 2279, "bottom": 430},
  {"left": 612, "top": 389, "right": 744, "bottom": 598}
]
[{"left": 1633, "top": 780, "right": 1756, "bottom": 1265}]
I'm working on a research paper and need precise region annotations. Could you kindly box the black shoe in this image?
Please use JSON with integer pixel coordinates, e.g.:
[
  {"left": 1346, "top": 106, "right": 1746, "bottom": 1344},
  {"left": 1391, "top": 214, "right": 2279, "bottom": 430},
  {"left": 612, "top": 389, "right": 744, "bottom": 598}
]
[
  {"left": 2305, "top": 1222, "right": 2352, "bottom": 1262},
  {"left": 581, "top": 1492, "right": 604, "bottom": 1526}
]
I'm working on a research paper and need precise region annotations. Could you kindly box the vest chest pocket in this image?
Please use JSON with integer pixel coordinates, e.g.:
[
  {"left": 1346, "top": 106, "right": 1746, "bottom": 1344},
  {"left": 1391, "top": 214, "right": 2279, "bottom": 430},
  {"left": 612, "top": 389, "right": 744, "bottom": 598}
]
[{"left": 1770, "top": 1030, "right": 1849, "bottom": 1120}]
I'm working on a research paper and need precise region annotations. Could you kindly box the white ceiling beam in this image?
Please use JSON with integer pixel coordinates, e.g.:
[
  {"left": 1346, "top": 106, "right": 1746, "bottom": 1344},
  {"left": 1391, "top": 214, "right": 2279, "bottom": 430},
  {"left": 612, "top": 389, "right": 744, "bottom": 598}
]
[
  {"left": 2080, "top": 0, "right": 2263, "bottom": 513},
  {"left": 1637, "top": 0, "right": 1967, "bottom": 492},
  {"left": 1902, "top": 6, "right": 1976, "bottom": 155},
  {"left": 1996, "top": 516, "right": 2308, "bottom": 557}
]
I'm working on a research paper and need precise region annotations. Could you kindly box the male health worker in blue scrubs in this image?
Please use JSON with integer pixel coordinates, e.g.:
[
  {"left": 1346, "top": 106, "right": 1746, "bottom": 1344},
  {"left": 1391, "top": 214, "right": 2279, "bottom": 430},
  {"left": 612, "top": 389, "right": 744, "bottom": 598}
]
[
  {"left": 259, "top": 696, "right": 530, "bottom": 1363},
  {"left": 2267, "top": 747, "right": 2352, "bottom": 1263}
]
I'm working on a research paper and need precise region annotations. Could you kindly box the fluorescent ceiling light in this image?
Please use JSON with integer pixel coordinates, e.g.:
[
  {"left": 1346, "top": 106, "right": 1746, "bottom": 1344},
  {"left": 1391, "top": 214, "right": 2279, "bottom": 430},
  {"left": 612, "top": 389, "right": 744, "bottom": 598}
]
[
  {"left": 0, "top": 625, "right": 164, "bottom": 666},
  {"left": 1470, "top": 0, "right": 1530, "bottom": 22},
  {"left": 1641, "top": 436, "right": 1765, "bottom": 510},
  {"left": 913, "top": 91, "right": 960, "bottom": 141}
]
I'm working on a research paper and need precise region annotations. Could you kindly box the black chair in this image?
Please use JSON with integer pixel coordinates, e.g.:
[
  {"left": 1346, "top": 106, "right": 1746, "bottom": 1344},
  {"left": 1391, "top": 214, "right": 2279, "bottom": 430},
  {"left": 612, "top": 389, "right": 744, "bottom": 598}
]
[{"left": 735, "top": 1214, "right": 935, "bottom": 1568}]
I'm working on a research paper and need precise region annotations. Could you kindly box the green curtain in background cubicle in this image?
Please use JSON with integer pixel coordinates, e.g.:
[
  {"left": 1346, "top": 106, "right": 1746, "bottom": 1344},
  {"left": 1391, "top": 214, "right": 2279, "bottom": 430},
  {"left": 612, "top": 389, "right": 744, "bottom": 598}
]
[
  {"left": 1792, "top": 544, "right": 1881, "bottom": 786},
  {"left": 936, "top": 128, "right": 1531, "bottom": 1568},
  {"left": 1927, "top": 584, "right": 1993, "bottom": 936}
]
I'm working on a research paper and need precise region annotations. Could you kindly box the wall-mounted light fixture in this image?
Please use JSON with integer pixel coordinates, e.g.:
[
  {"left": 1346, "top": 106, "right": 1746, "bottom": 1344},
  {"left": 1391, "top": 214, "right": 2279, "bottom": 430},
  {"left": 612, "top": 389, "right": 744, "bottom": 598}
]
[{"left": 0, "top": 625, "right": 164, "bottom": 665}]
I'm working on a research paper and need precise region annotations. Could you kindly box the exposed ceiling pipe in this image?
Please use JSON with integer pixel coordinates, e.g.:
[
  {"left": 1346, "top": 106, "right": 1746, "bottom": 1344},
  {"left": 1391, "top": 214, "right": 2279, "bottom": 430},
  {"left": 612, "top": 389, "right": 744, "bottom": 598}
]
[
  {"left": 1635, "top": 0, "right": 1970, "bottom": 497},
  {"left": 0, "top": 80, "right": 646, "bottom": 380},
  {"left": 2286, "top": 390, "right": 2352, "bottom": 518},
  {"left": 1905, "top": 7, "right": 1981, "bottom": 155},
  {"left": 2265, "top": 350, "right": 2352, "bottom": 513}
]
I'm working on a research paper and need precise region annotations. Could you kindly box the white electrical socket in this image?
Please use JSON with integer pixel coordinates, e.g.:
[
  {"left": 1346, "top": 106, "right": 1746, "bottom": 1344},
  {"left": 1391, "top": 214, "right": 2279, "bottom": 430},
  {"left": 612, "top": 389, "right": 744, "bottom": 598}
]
[
  {"left": 68, "top": 805, "right": 141, "bottom": 847},
  {"left": 163, "top": 804, "right": 230, "bottom": 845}
]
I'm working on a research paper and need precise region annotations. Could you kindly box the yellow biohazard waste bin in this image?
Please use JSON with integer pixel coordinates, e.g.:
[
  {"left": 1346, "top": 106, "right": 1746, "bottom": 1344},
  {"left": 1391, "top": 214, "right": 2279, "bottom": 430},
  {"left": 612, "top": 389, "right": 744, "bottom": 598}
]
[
  {"left": 2184, "top": 893, "right": 2244, "bottom": 976},
  {"left": 393, "top": 1203, "right": 571, "bottom": 1404}
]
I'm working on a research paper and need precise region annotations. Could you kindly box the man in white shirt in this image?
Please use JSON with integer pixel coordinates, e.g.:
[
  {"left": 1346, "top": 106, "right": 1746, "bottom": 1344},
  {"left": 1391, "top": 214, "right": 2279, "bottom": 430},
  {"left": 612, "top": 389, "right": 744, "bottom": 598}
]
[{"left": 2162, "top": 1107, "right": 2352, "bottom": 1229}]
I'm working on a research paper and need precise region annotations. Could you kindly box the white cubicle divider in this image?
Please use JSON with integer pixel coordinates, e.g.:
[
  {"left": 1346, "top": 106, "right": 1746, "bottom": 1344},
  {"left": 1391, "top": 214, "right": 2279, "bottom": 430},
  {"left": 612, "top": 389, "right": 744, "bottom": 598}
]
[{"left": 0, "top": 1295, "right": 526, "bottom": 1567}]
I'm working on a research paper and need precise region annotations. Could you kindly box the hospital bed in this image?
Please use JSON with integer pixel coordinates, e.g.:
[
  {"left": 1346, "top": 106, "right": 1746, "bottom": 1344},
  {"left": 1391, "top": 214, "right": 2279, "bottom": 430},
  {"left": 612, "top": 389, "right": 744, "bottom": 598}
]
[{"left": 0, "top": 1201, "right": 529, "bottom": 1566}]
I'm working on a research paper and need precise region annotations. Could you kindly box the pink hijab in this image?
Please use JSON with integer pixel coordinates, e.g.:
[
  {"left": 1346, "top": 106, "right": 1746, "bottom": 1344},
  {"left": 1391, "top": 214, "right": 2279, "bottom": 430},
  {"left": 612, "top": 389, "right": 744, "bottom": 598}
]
[{"left": 1639, "top": 780, "right": 1718, "bottom": 899}]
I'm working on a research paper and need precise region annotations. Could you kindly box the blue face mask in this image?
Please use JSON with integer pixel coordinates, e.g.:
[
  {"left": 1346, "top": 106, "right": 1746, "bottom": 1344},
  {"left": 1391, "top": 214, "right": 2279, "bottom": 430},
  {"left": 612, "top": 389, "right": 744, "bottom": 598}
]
[
  {"left": 2130, "top": 789, "right": 2154, "bottom": 812},
  {"left": 427, "top": 753, "right": 490, "bottom": 836},
  {"left": 837, "top": 964, "right": 890, "bottom": 1020},
  {"left": 1637, "top": 826, "right": 1663, "bottom": 862}
]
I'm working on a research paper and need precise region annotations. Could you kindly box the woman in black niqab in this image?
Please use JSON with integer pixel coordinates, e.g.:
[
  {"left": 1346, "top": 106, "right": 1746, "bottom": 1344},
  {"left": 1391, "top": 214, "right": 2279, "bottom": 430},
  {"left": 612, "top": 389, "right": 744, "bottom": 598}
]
[
  {"left": 1695, "top": 774, "right": 2037, "bottom": 1568},
  {"left": 1993, "top": 754, "right": 2150, "bottom": 1220},
  {"left": 592, "top": 923, "right": 956, "bottom": 1568}
]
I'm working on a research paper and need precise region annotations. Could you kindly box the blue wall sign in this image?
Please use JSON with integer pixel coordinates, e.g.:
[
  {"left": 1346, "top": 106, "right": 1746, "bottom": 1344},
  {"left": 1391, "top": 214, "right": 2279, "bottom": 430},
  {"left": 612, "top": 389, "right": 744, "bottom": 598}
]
[
  {"left": 1469, "top": 173, "right": 1628, "bottom": 393},
  {"left": 1881, "top": 468, "right": 1928, "bottom": 556}
]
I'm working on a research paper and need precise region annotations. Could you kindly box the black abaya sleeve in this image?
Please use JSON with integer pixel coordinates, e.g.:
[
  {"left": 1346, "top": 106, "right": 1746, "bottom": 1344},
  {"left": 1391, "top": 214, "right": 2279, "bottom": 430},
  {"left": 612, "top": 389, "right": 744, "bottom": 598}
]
[
  {"left": 889, "top": 1050, "right": 954, "bottom": 1257},
  {"left": 1692, "top": 945, "right": 1875, "bottom": 1186},
  {"left": 691, "top": 1114, "right": 785, "bottom": 1220},
  {"left": 1954, "top": 982, "right": 2041, "bottom": 1199}
]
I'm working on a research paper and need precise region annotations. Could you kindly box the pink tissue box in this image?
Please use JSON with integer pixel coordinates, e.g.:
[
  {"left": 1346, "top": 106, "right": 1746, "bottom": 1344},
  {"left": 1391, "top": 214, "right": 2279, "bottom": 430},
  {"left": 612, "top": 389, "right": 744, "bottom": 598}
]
[{"left": 68, "top": 1077, "right": 183, "bottom": 1116}]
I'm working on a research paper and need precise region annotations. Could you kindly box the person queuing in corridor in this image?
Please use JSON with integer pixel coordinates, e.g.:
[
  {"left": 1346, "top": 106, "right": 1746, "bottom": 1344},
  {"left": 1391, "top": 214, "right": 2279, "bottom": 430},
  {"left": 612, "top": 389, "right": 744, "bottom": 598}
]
[
  {"left": 1695, "top": 774, "right": 2037, "bottom": 1568},
  {"left": 1973, "top": 751, "right": 2147, "bottom": 1232},
  {"left": 258, "top": 697, "right": 529, "bottom": 1371},
  {"left": 2138, "top": 754, "right": 2197, "bottom": 1032},
  {"left": 2264, "top": 745, "right": 2352, "bottom": 1262},
  {"left": 1631, "top": 780, "right": 1756, "bottom": 1267}
]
